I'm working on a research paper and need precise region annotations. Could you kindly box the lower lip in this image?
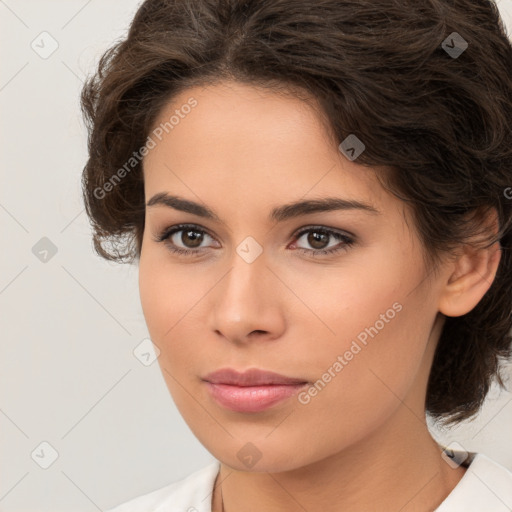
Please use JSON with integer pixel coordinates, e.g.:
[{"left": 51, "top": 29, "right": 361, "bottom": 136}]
[{"left": 204, "top": 382, "right": 308, "bottom": 413}]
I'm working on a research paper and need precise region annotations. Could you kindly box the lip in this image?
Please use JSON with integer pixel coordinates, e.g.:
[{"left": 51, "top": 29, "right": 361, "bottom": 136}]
[
  {"left": 202, "top": 368, "right": 309, "bottom": 413},
  {"left": 203, "top": 367, "right": 309, "bottom": 386}
]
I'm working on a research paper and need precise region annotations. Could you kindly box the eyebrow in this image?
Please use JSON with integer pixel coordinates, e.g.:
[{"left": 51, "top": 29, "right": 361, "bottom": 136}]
[{"left": 146, "top": 192, "right": 381, "bottom": 223}]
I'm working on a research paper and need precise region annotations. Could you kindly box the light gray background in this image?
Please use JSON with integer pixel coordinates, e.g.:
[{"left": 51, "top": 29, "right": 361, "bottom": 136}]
[{"left": 1, "top": 1, "right": 512, "bottom": 510}]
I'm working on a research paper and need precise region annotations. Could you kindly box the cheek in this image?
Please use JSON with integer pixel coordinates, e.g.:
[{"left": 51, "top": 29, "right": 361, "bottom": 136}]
[
  {"left": 292, "top": 304, "right": 429, "bottom": 452},
  {"left": 138, "top": 252, "right": 210, "bottom": 386},
  {"left": 138, "top": 249, "right": 196, "bottom": 339},
  {"left": 138, "top": 263, "right": 168, "bottom": 338},
  {"left": 291, "top": 257, "right": 430, "bottom": 407},
  {"left": 284, "top": 254, "right": 405, "bottom": 350}
]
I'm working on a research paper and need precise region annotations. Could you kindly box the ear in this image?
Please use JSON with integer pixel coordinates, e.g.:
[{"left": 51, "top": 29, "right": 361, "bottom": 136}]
[{"left": 438, "top": 208, "right": 502, "bottom": 318}]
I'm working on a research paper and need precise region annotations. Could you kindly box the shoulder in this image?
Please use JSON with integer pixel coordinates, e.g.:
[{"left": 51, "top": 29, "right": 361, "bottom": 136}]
[
  {"left": 104, "top": 461, "right": 220, "bottom": 512},
  {"left": 436, "top": 453, "right": 512, "bottom": 511}
]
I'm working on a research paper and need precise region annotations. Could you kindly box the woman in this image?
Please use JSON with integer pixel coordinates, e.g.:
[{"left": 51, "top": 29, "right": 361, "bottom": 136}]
[{"left": 80, "top": 0, "right": 512, "bottom": 510}]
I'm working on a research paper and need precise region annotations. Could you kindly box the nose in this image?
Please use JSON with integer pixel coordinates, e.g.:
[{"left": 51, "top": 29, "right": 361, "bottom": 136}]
[{"left": 209, "top": 248, "right": 286, "bottom": 345}]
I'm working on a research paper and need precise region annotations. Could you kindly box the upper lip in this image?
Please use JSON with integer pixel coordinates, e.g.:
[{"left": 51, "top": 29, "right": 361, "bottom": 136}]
[{"left": 203, "top": 368, "right": 308, "bottom": 386}]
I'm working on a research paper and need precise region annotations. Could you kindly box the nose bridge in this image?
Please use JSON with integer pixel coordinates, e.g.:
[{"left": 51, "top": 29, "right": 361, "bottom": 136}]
[
  {"left": 221, "top": 241, "right": 268, "bottom": 311},
  {"left": 209, "top": 237, "right": 283, "bottom": 340}
]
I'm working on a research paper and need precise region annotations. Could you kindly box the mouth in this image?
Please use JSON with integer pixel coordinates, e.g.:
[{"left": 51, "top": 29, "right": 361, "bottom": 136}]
[{"left": 202, "top": 368, "right": 309, "bottom": 413}]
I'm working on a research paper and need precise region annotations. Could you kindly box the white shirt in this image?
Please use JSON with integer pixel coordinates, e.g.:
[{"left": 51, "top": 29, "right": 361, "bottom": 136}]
[{"left": 104, "top": 453, "right": 512, "bottom": 512}]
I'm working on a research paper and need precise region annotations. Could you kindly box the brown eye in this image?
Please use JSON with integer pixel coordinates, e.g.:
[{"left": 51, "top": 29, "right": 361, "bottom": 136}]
[
  {"left": 306, "top": 231, "right": 330, "bottom": 250},
  {"left": 178, "top": 229, "right": 204, "bottom": 248},
  {"left": 155, "top": 224, "right": 216, "bottom": 256},
  {"left": 293, "top": 226, "right": 355, "bottom": 256}
]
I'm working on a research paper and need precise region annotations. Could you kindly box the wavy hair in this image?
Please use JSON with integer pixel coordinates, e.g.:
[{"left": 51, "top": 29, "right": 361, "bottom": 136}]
[{"left": 80, "top": 0, "right": 512, "bottom": 424}]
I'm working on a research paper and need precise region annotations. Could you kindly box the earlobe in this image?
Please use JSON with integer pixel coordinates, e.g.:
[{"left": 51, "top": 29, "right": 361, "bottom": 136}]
[{"left": 439, "top": 241, "right": 502, "bottom": 317}]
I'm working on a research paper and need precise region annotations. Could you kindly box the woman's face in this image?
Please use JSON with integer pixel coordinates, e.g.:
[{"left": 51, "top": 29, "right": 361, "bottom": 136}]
[{"left": 139, "top": 80, "right": 448, "bottom": 471}]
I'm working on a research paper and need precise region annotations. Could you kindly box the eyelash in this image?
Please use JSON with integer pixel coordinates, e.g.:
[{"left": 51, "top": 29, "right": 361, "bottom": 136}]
[{"left": 153, "top": 223, "right": 355, "bottom": 258}]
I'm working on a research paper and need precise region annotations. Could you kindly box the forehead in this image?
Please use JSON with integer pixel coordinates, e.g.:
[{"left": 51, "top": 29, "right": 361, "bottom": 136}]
[{"left": 142, "top": 80, "right": 391, "bottom": 214}]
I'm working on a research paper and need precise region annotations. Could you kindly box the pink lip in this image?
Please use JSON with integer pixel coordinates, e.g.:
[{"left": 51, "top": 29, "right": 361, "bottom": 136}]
[
  {"left": 204, "top": 382, "right": 308, "bottom": 412},
  {"left": 202, "top": 368, "right": 309, "bottom": 413}
]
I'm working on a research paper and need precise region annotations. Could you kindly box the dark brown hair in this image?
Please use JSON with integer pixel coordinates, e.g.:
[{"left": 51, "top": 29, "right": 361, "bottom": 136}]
[{"left": 80, "top": 0, "right": 512, "bottom": 424}]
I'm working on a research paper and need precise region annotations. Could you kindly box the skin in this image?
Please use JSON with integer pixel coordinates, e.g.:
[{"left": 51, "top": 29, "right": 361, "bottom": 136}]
[{"left": 138, "top": 80, "right": 501, "bottom": 512}]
